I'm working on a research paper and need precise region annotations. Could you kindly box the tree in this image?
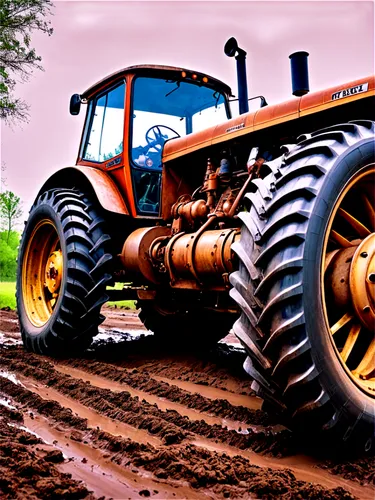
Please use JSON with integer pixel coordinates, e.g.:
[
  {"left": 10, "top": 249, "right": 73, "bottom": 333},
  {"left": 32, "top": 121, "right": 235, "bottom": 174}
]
[
  {"left": 0, "top": 0, "right": 53, "bottom": 123},
  {"left": 0, "top": 230, "right": 20, "bottom": 280},
  {"left": 0, "top": 190, "right": 23, "bottom": 242}
]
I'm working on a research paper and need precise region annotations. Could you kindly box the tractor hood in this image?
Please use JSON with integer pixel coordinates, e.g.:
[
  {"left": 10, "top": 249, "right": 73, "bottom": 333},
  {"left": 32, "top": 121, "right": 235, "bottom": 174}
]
[{"left": 163, "top": 75, "right": 375, "bottom": 162}]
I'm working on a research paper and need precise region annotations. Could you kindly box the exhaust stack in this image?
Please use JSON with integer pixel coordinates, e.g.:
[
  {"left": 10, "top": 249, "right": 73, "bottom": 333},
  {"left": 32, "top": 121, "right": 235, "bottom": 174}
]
[
  {"left": 289, "top": 51, "right": 310, "bottom": 96},
  {"left": 224, "top": 37, "right": 249, "bottom": 115}
]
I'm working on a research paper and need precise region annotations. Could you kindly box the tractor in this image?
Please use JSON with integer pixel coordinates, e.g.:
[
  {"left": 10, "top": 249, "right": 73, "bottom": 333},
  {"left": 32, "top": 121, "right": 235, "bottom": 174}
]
[{"left": 17, "top": 38, "right": 375, "bottom": 451}]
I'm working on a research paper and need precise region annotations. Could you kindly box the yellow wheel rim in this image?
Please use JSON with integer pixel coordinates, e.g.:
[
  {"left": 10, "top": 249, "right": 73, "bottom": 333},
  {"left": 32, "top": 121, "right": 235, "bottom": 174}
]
[
  {"left": 322, "top": 165, "right": 375, "bottom": 396},
  {"left": 22, "top": 219, "right": 63, "bottom": 328}
]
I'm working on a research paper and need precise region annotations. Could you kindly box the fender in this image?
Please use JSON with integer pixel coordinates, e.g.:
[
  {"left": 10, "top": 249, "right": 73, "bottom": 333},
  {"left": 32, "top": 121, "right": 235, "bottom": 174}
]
[{"left": 37, "top": 166, "right": 129, "bottom": 215}]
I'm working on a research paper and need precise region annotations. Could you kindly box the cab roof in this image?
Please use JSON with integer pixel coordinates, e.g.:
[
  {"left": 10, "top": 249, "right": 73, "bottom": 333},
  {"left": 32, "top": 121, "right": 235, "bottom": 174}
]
[{"left": 81, "top": 64, "right": 232, "bottom": 100}]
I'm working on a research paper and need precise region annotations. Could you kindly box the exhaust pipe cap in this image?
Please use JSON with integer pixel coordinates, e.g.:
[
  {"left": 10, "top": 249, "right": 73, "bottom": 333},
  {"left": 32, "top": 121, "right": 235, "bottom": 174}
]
[{"left": 289, "top": 51, "right": 310, "bottom": 97}]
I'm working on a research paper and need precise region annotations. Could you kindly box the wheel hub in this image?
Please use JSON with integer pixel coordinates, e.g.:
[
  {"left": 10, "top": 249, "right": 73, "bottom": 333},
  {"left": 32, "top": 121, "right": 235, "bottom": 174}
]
[
  {"left": 327, "top": 246, "right": 357, "bottom": 309},
  {"left": 349, "top": 234, "right": 375, "bottom": 331},
  {"left": 45, "top": 250, "right": 63, "bottom": 294},
  {"left": 322, "top": 166, "right": 375, "bottom": 396},
  {"left": 22, "top": 219, "right": 62, "bottom": 328}
]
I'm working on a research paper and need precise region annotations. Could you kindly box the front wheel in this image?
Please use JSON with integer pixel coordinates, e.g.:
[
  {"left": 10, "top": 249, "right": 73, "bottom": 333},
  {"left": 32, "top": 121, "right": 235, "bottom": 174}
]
[
  {"left": 230, "top": 121, "right": 375, "bottom": 451},
  {"left": 17, "top": 188, "right": 113, "bottom": 355}
]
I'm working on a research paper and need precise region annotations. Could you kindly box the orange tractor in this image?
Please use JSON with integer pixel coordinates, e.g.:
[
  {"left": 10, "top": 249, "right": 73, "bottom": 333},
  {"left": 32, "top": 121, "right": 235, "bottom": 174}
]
[{"left": 17, "top": 39, "right": 374, "bottom": 450}]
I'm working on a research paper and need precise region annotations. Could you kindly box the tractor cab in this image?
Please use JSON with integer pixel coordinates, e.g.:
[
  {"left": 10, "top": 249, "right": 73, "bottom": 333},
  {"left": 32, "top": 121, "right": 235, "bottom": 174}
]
[{"left": 73, "top": 65, "right": 232, "bottom": 215}]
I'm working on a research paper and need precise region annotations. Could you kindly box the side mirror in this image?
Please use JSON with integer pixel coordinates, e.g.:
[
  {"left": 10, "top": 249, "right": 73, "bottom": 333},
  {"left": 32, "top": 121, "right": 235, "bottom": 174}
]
[{"left": 70, "top": 94, "right": 81, "bottom": 115}]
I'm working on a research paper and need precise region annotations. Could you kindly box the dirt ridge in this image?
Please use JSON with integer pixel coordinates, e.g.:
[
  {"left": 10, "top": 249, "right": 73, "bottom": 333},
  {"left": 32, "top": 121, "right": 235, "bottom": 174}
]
[
  {"left": 0, "top": 375, "right": 356, "bottom": 500},
  {"left": 0, "top": 309, "right": 374, "bottom": 499},
  {"left": 0, "top": 404, "right": 94, "bottom": 499},
  {"left": 0, "top": 352, "right": 296, "bottom": 455},
  {"left": 61, "top": 358, "right": 271, "bottom": 425}
]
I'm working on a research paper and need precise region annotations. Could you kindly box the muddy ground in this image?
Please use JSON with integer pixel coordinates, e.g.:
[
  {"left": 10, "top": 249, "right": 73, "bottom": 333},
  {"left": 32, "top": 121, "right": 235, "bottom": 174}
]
[{"left": 0, "top": 307, "right": 374, "bottom": 499}]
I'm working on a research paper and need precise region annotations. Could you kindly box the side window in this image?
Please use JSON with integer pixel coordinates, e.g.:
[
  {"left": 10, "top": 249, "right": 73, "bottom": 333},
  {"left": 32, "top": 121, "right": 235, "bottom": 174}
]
[{"left": 83, "top": 82, "right": 125, "bottom": 162}]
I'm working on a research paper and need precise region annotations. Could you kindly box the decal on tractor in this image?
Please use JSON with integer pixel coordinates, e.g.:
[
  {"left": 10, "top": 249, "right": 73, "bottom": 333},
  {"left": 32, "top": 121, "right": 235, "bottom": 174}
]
[
  {"left": 332, "top": 82, "right": 369, "bottom": 100},
  {"left": 226, "top": 122, "right": 245, "bottom": 133},
  {"left": 106, "top": 156, "right": 122, "bottom": 168}
]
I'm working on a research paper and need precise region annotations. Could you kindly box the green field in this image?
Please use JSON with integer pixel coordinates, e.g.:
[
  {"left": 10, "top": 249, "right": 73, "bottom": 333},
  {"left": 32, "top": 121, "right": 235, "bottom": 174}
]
[
  {"left": 0, "top": 282, "right": 16, "bottom": 310},
  {"left": 106, "top": 283, "right": 136, "bottom": 309},
  {"left": 0, "top": 282, "right": 136, "bottom": 311},
  {"left": 106, "top": 299, "right": 136, "bottom": 309}
]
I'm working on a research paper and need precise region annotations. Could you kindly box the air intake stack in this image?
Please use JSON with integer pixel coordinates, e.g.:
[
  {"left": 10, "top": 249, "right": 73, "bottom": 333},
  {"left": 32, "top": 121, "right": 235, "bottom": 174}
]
[{"left": 289, "top": 51, "right": 310, "bottom": 96}]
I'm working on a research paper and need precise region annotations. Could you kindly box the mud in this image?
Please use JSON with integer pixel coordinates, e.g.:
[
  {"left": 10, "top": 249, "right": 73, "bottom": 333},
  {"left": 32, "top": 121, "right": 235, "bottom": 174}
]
[
  {"left": 0, "top": 407, "right": 94, "bottom": 499},
  {"left": 58, "top": 358, "right": 272, "bottom": 426},
  {"left": 320, "top": 458, "right": 375, "bottom": 486},
  {"left": 0, "top": 308, "right": 374, "bottom": 499}
]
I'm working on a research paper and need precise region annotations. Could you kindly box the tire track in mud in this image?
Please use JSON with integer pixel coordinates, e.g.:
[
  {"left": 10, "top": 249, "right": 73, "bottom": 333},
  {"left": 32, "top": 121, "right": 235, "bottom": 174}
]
[
  {"left": 152, "top": 374, "right": 262, "bottom": 410},
  {"left": 57, "top": 358, "right": 274, "bottom": 426},
  {"left": 17, "top": 374, "right": 163, "bottom": 447},
  {"left": 52, "top": 363, "right": 262, "bottom": 433},
  {"left": 0, "top": 350, "right": 293, "bottom": 455},
  {"left": 0, "top": 310, "right": 374, "bottom": 499},
  {"left": 0, "top": 374, "right": 361, "bottom": 500},
  {"left": 0, "top": 378, "right": 201, "bottom": 499},
  {"left": 1, "top": 346, "right": 374, "bottom": 500},
  {"left": 57, "top": 361, "right": 374, "bottom": 496},
  {"left": 124, "top": 355, "right": 255, "bottom": 396},
  {"left": 0, "top": 355, "right": 188, "bottom": 446}
]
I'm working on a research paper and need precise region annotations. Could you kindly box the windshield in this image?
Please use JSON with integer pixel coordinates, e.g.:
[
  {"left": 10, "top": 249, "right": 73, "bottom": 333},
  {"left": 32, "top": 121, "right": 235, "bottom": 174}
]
[
  {"left": 131, "top": 76, "right": 228, "bottom": 215},
  {"left": 131, "top": 77, "right": 228, "bottom": 170}
]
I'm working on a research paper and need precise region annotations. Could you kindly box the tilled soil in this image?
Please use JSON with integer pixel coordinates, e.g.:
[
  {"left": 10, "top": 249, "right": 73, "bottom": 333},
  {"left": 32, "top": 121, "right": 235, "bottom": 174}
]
[
  {"left": 0, "top": 398, "right": 94, "bottom": 499},
  {"left": 0, "top": 307, "right": 374, "bottom": 499}
]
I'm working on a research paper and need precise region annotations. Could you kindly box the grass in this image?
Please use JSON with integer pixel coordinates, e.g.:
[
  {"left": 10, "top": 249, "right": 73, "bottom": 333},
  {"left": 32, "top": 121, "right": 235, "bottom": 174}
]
[
  {"left": 0, "top": 281, "right": 136, "bottom": 311},
  {"left": 106, "top": 283, "right": 136, "bottom": 309},
  {"left": 106, "top": 300, "right": 136, "bottom": 309},
  {"left": 0, "top": 282, "right": 16, "bottom": 310}
]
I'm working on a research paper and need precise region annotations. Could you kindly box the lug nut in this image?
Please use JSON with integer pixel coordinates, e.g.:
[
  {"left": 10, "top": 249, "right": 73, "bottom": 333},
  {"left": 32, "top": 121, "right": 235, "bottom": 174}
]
[
  {"left": 360, "top": 252, "right": 368, "bottom": 258},
  {"left": 363, "top": 305, "right": 370, "bottom": 313},
  {"left": 368, "top": 273, "right": 375, "bottom": 283}
]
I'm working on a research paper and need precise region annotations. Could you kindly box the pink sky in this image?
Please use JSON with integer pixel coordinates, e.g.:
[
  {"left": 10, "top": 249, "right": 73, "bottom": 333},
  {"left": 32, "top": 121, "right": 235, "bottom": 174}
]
[{"left": 1, "top": 0, "right": 374, "bottom": 215}]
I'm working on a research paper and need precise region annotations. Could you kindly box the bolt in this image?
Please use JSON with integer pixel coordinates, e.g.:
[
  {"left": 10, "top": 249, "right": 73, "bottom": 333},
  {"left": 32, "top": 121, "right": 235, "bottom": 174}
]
[
  {"left": 49, "top": 267, "right": 58, "bottom": 279},
  {"left": 368, "top": 273, "right": 375, "bottom": 283},
  {"left": 361, "top": 252, "right": 368, "bottom": 258},
  {"left": 363, "top": 305, "right": 370, "bottom": 313}
]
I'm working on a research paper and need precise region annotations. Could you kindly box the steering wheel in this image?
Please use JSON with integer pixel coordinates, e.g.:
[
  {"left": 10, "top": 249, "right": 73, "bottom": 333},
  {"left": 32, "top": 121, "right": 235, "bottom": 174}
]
[{"left": 145, "top": 125, "right": 180, "bottom": 152}]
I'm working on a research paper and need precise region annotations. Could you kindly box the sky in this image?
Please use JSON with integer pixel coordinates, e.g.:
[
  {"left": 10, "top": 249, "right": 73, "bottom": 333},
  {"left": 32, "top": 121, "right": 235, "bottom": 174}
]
[{"left": 1, "top": 0, "right": 374, "bottom": 215}]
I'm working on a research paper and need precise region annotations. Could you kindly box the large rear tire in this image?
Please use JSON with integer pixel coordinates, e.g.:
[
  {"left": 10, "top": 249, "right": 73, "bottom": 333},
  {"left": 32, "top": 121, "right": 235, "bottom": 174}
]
[
  {"left": 230, "top": 120, "right": 375, "bottom": 451},
  {"left": 17, "top": 188, "right": 113, "bottom": 355}
]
